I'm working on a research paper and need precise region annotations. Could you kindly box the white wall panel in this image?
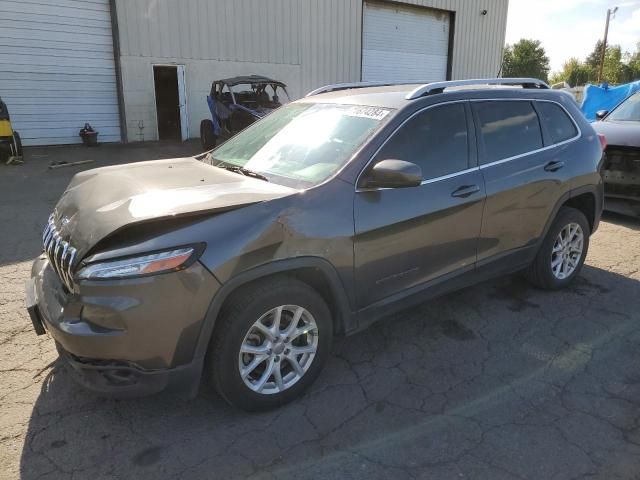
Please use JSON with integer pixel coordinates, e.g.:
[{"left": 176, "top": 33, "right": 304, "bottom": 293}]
[
  {"left": 0, "top": 0, "right": 121, "bottom": 145},
  {"left": 362, "top": 1, "right": 450, "bottom": 83},
  {"left": 115, "top": 0, "right": 508, "bottom": 142}
]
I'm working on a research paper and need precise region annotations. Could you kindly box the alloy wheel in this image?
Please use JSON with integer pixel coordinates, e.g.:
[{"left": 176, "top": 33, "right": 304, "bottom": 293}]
[
  {"left": 238, "top": 305, "right": 318, "bottom": 395},
  {"left": 551, "top": 222, "right": 584, "bottom": 280}
]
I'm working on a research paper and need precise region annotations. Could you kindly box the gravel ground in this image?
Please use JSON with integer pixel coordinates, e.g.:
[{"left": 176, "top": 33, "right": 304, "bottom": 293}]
[{"left": 1, "top": 143, "right": 640, "bottom": 480}]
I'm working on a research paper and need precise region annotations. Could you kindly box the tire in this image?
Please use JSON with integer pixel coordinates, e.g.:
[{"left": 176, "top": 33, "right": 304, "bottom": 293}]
[
  {"left": 200, "top": 119, "right": 217, "bottom": 150},
  {"left": 525, "top": 206, "right": 590, "bottom": 290},
  {"left": 11, "top": 131, "right": 22, "bottom": 157},
  {"left": 208, "top": 277, "right": 333, "bottom": 411}
]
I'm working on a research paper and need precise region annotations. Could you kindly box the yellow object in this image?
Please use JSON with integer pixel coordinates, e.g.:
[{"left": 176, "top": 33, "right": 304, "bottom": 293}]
[{"left": 0, "top": 119, "right": 12, "bottom": 138}]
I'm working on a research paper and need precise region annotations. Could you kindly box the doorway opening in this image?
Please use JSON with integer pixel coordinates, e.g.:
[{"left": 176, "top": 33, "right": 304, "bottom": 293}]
[{"left": 153, "top": 65, "right": 188, "bottom": 141}]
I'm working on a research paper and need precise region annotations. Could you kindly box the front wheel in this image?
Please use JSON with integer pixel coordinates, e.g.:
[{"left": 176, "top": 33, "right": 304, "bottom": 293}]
[
  {"left": 200, "top": 119, "right": 216, "bottom": 150},
  {"left": 207, "top": 277, "right": 333, "bottom": 411},
  {"left": 525, "top": 206, "right": 590, "bottom": 290}
]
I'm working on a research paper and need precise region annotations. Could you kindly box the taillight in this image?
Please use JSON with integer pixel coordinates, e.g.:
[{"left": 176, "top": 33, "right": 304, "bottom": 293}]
[{"left": 598, "top": 134, "right": 607, "bottom": 151}]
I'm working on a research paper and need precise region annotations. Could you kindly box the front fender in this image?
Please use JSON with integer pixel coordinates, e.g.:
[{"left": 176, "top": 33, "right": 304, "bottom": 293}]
[{"left": 186, "top": 256, "right": 354, "bottom": 396}]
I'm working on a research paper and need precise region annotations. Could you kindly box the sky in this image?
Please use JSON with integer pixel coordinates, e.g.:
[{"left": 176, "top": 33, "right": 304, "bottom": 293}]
[{"left": 505, "top": 0, "right": 640, "bottom": 73}]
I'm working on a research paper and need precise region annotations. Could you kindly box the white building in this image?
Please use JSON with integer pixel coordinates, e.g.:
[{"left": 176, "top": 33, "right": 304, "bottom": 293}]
[{"left": 0, "top": 0, "right": 509, "bottom": 146}]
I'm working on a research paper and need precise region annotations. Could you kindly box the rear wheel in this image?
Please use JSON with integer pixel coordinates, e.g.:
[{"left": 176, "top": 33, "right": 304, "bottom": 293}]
[
  {"left": 208, "top": 277, "right": 333, "bottom": 411},
  {"left": 525, "top": 207, "right": 590, "bottom": 289},
  {"left": 200, "top": 119, "right": 216, "bottom": 150}
]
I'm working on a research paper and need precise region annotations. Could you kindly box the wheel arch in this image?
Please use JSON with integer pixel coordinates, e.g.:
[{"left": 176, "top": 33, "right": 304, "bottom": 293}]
[
  {"left": 541, "top": 184, "right": 602, "bottom": 242},
  {"left": 193, "top": 257, "right": 353, "bottom": 363},
  {"left": 563, "top": 191, "right": 597, "bottom": 232}
]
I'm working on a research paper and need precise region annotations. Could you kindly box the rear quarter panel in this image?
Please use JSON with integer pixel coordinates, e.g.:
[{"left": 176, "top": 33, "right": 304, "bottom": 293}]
[{"left": 560, "top": 94, "right": 605, "bottom": 192}]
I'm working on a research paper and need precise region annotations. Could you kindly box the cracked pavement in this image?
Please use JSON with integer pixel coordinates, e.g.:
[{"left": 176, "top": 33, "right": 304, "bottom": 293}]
[{"left": 2, "top": 142, "right": 640, "bottom": 480}]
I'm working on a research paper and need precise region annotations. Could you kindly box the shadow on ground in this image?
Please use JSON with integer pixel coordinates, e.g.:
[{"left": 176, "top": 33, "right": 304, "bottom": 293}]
[
  {"left": 19, "top": 266, "right": 640, "bottom": 480},
  {"left": 602, "top": 211, "right": 640, "bottom": 231}
]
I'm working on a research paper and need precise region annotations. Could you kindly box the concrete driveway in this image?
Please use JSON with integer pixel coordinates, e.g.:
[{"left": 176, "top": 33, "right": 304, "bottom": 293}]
[{"left": 2, "top": 143, "right": 640, "bottom": 480}]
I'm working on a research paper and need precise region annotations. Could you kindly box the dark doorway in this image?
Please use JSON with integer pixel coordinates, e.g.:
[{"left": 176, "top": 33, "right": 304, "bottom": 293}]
[{"left": 153, "top": 66, "right": 181, "bottom": 140}]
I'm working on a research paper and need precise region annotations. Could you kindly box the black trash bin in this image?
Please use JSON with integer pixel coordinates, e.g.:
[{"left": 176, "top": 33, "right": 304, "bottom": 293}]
[{"left": 79, "top": 123, "right": 98, "bottom": 147}]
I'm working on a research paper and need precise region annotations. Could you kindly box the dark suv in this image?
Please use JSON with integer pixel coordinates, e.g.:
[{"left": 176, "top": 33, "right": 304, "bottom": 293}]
[{"left": 26, "top": 78, "right": 604, "bottom": 411}]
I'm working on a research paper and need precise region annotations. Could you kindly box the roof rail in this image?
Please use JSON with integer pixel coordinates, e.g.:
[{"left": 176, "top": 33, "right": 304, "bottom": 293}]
[
  {"left": 305, "top": 82, "right": 399, "bottom": 97},
  {"left": 405, "top": 78, "right": 550, "bottom": 100}
]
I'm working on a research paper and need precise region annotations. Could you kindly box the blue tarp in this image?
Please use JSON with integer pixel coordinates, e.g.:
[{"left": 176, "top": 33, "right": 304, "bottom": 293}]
[{"left": 581, "top": 81, "right": 640, "bottom": 121}]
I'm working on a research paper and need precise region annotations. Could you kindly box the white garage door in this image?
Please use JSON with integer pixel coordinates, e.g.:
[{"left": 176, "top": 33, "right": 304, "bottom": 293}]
[
  {"left": 362, "top": 1, "right": 450, "bottom": 84},
  {"left": 0, "top": 0, "right": 121, "bottom": 146}
]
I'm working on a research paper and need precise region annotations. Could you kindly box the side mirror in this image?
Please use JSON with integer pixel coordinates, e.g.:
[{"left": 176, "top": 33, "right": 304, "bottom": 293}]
[
  {"left": 360, "top": 159, "right": 422, "bottom": 189},
  {"left": 595, "top": 110, "right": 608, "bottom": 120}
]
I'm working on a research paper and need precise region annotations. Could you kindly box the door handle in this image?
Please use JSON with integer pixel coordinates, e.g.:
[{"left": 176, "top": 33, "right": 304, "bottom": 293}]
[
  {"left": 544, "top": 161, "right": 565, "bottom": 172},
  {"left": 451, "top": 185, "right": 480, "bottom": 198}
]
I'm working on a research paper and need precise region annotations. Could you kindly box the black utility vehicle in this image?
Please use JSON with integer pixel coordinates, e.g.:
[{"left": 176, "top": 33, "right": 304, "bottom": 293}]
[
  {"left": 200, "top": 75, "right": 289, "bottom": 149},
  {"left": 27, "top": 78, "right": 604, "bottom": 410}
]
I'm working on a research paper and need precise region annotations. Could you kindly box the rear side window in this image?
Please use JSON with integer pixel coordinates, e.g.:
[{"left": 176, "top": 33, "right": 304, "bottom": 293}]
[
  {"left": 375, "top": 103, "right": 469, "bottom": 180},
  {"left": 473, "top": 101, "right": 543, "bottom": 164},
  {"left": 536, "top": 102, "right": 578, "bottom": 144}
]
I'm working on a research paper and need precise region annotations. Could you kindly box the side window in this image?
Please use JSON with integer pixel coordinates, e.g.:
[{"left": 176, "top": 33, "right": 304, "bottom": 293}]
[
  {"left": 375, "top": 103, "right": 469, "bottom": 180},
  {"left": 536, "top": 102, "right": 578, "bottom": 144},
  {"left": 473, "top": 101, "right": 543, "bottom": 164}
]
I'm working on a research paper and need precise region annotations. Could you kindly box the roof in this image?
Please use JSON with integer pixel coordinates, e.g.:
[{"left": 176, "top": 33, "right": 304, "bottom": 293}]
[
  {"left": 298, "top": 79, "right": 554, "bottom": 109},
  {"left": 298, "top": 85, "right": 420, "bottom": 109},
  {"left": 216, "top": 75, "right": 287, "bottom": 87}
]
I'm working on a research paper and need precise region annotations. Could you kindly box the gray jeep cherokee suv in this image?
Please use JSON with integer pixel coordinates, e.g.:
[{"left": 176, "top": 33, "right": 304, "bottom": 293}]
[{"left": 26, "top": 78, "right": 604, "bottom": 411}]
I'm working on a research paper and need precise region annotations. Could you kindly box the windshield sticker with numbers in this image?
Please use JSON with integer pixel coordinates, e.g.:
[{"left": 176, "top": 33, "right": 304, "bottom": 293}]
[{"left": 344, "top": 106, "right": 390, "bottom": 120}]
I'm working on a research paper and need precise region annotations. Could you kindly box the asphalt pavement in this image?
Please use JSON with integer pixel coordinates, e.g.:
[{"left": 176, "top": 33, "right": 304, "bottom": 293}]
[{"left": 1, "top": 142, "right": 639, "bottom": 480}]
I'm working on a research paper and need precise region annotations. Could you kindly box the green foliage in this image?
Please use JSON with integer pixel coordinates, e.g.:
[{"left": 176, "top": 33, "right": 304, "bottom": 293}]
[
  {"left": 550, "top": 40, "right": 640, "bottom": 87},
  {"left": 624, "top": 42, "right": 640, "bottom": 83},
  {"left": 549, "top": 58, "right": 593, "bottom": 86},
  {"left": 585, "top": 40, "right": 605, "bottom": 70},
  {"left": 502, "top": 39, "right": 550, "bottom": 82}
]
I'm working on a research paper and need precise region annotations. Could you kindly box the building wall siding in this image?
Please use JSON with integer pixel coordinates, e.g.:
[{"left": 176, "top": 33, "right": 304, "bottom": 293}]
[
  {"left": 115, "top": 0, "right": 508, "bottom": 141},
  {"left": 0, "top": 0, "right": 121, "bottom": 145}
]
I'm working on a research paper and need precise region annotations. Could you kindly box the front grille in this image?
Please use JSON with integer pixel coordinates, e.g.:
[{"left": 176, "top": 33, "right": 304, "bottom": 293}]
[
  {"left": 42, "top": 215, "right": 77, "bottom": 291},
  {"left": 603, "top": 146, "right": 640, "bottom": 173},
  {"left": 602, "top": 146, "right": 640, "bottom": 199}
]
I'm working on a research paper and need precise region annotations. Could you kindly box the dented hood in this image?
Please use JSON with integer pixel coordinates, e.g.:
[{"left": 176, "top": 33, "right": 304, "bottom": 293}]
[{"left": 52, "top": 157, "right": 295, "bottom": 257}]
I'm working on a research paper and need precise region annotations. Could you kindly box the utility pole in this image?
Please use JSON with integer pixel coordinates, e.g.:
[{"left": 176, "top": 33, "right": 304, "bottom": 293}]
[{"left": 598, "top": 6, "right": 618, "bottom": 83}]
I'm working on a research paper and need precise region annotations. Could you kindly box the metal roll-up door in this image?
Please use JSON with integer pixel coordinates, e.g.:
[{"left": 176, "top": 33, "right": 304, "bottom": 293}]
[
  {"left": 0, "top": 0, "right": 121, "bottom": 145},
  {"left": 362, "top": 1, "right": 450, "bottom": 84}
]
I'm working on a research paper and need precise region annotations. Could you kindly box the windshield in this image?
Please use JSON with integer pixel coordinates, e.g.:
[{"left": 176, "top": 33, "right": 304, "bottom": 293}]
[
  {"left": 204, "top": 103, "right": 392, "bottom": 188},
  {"left": 607, "top": 93, "right": 640, "bottom": 122}
]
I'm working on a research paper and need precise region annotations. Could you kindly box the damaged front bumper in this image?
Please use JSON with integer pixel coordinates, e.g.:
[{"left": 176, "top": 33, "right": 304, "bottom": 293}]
[
  {"left": 602, "top": 147, "right": 640, "bottom": 216},
  {"left": 26, "top": 255, "right": 220, "bottom": 397},
  {"left": 54, "top": 343, "right": 200, "bottom": 398}
]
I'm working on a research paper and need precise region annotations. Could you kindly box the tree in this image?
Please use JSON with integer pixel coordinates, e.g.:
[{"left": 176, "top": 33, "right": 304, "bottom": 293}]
[
  {"left": 550, "top": 42, "right": 640, "bottom": 87},
  {"left": 585, "top": 40, "right": 605, "bottom": 71},
  {"left": 602, "top": 45, "right": 624, "bottom": 84},
  {"left": 502, "top": 39, "right": 550, "bottom": 81},
  {"left": 549, "top": 58, "right": 592, "bottom": 87},
  {"left": 583, "top": 40, "right": 640, "bottom": 84},
  {"left": 625, "top": 42, "right": 640, "bottom": 82}
]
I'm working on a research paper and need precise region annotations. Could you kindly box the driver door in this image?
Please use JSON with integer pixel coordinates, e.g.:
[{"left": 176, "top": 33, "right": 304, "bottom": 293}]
[{"left": 353, "top": 102, "right": 486, "bottom": 308}]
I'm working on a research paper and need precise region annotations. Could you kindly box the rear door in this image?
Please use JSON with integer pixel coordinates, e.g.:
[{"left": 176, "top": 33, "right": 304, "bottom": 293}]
[
  {"left": 353, "top": 102, "right": 485, "bottom": 308},
  {"left": 472, "top": 100, "right": 578, "bottom": 263}
]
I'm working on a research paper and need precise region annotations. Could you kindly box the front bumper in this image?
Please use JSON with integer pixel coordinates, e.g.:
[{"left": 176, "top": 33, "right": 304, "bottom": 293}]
[
  {"left": 26, "top": 255, "right": 220, "bottom": 397},
  {"left": 55, "top": 343, "right": 202, "bottom": 398},
  {"left": 603, "top": 173, "right": 640, "bottom": 217}
]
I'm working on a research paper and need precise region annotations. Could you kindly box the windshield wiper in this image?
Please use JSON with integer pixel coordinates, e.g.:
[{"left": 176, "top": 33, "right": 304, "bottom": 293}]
[{"left": 216, "top": 163, "right": 269, "bottom": 182}]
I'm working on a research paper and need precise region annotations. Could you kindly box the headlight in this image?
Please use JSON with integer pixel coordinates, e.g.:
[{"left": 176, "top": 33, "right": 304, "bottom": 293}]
[{"left": 76, "top": 247, "right": 197, "bottom": 280}]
